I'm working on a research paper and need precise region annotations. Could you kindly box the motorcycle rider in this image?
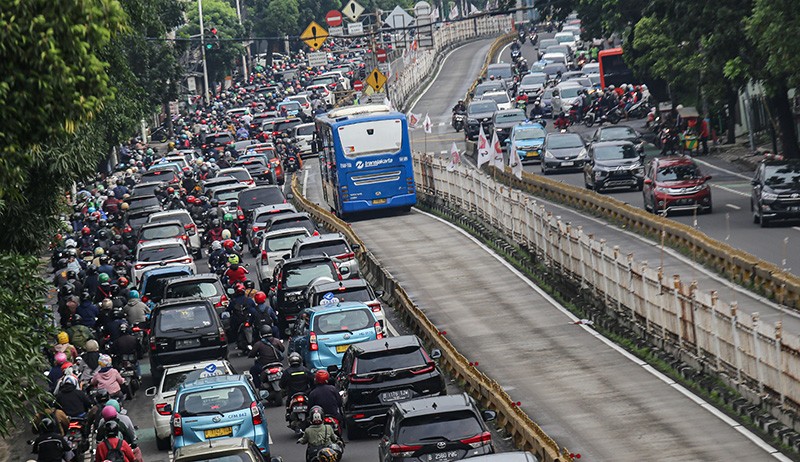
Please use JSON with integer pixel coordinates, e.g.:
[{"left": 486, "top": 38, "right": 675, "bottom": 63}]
[
  {"left": 248, "top": 325, "right": 285, "bottom": 388},
  {"left": 55, "top": 375, "right": 95, "bottom": 425},
  {"left": 123, "top": 290, "right": 149, "bottom": 327},
  {"left": 226, "top": 283, "right": 258, "bottom": 339},
  {"left": 205, "top": 219, "right": 224, "bottom": 244},
  {"left": 54, "top": 331, "right": 79, "bottom": 363},
  {"left": 451, "top": 100, "right": 467, "bottom": 129},
  {"left": 224, "top": 257, "right": 249, "bottom": 285},
  {"left": 112, "top": 323, "right": 142, "bottom": 376},
  {"left": 31, "top": 417, "right": 74, "bottom": 462},
  {"left": 208, "top": 240, "right": 227, "bottom": 271},
  {"left": 280, "top": 352, "right": 314, "bottom": 405},
  {"left": 77, "top": 340, "right": 102, "bottom": 387},
  {"left": 95, "top": 404, "right": 137, "bottom": 448},
  {"left": 253, "top": 291, "right": 279, "bottom": 337},
  {"left": 307, "top": 370, "right": 343, "bottom": 423},
  {"left": 95, "top": 421, "right": 136, "bottom": 462},
  {"left": 90, "top": 354, "right": 125, "bottom": 399},
  {"left": 297, "top": 406, "right": 344, "bottom": 462}
]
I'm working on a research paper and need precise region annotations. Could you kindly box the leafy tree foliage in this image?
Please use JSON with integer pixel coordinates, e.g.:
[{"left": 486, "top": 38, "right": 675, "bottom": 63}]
[{"left": 182, "top": 0, "right": 246, "bottom": 83}]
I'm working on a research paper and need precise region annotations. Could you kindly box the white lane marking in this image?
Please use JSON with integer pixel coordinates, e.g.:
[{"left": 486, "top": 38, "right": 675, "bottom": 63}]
[
  {"left": 497, "top": 41, "right": 513, "bottom": 64},
  {"left": 695, "top": 158, "right": 753, "bottom": 181},
  {"left": 438, "top": 122, "right": 446, "bottom": 126},
  {"left": 440, "top": 150, "right": 448, "bottom": 154},
  {"left": 302, "top": 165, "right": 310, "bottom": 197},
  {"left": 793, "top": 227, "right": 800, "bottom": 232},
  {"left": 410, "top": 43, "right": 473, "bottom": 111},
  {"left": 413, "top": 208, "right": 787, "bottom": 460},
  {"left": 713, "top": 183, "right": 749, "bottom": 198},
  {"left": 726, "top": 203, "right": 741, "bottom": 210},
  {"left": 385, "top": 319, "right": 399, "bottom": 337}
]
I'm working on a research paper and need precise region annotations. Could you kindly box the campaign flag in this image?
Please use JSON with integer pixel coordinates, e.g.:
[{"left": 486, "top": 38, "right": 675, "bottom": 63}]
[
  {"left": 423, "top": 113, "right": 433, "bottom": 134},
  {"left": 446, "top": 142, "right": 462, "bottom": 172},
  {"left": 407, "top": 112, "right": 420, "bottom": 128},
  {"left": 508, "top": 142, "right": 523, "bottom": 178},
  {"left": 490, "top": 130, "right": 504, "bottom": 168},
  {"left": 476, "top": 125, "right": 491, "bottom": 167}
]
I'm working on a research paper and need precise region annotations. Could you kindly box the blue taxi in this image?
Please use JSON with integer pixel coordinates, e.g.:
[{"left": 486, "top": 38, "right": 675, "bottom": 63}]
[
  {"left": 288, "top": 300, "right": 382, "bottom": 370},
  {"left": 171, "top": 374, "right": 270, "bottom": 457},
  {"left": 508, "top": 122, "right": 547, "bottom": 164}
]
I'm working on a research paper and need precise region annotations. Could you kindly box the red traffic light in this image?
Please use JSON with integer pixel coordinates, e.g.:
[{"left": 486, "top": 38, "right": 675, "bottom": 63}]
[{"left": 210, "top": 27, "right": 218, "bottom": 35}]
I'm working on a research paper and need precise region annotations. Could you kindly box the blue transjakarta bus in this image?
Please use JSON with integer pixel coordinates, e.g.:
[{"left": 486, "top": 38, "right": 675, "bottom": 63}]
[{"left": 313, "top": 104, "right": 416, "bottom": 217}]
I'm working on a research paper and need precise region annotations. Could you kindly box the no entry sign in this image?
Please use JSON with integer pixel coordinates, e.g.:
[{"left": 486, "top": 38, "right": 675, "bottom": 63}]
[{"left": 325, "top": 10, "right": 343, "bottom": 27}]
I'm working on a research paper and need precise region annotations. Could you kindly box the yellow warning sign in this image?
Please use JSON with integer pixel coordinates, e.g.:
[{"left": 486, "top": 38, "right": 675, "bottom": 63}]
[
  {"left": 300, "top": 21, "right": 329, "bottom": 51},
  {"left": 366, "top": 67, "right": 387, "bottom": 92}
]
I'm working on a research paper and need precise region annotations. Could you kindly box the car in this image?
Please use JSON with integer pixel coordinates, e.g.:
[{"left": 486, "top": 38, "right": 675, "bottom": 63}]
[
  {"left": 163, "top": 274, "right": 229, "bottom": 325},
  {"left": 555, "top": 31, "right": 579, "bottom": 51},
  {"left": 332, "top": 335, "right": 445, "bottom": 439},
  {"left": 139, "top": 265, "right": 194, "bottom": 305},
  {"left": 288, "top": 302, "right": 382, "bottom": 370},
  {"left": 173, "top": 437, "right": 268, "bottom": 462},
  {"left": 236, "top": 159, "right": 277, "bottom": 186},
  {"left": 271, "top": 255, "right": 340, "bottom": 335},
  {"left": 237, "top": 185, "right": 287, "bottom": 223},
  {"left": 147, "top": 210, "right": 202, "bottom": 257},
  {"left": 508, "top": 122, "right": 547, "bottom": 164},
  {"left": 550, "top": 83, "right": 586, "bottom": 116},
  {"left": 262, "top": 211, "right": 317, "bottom": 235},
  {"left": 240, "top": 149, "right": 285, "bottom": 185},
  {"left": 246, "top": 204, "right": 298, "bottom": 254},
  {"left": 479, "top": 91, "right": 513, "bottom": 111},
  {"left": 306, "top": 84, "right": 336, "bottom": 107},
  {"left": 544, "top": 45, "right": 572, "bottom": 60},
  {"left": 125, "top": 206, "right": 164, "bottom": 232},
  {"left": 642, "top": 156, "right": 713, "bottom": 215},
  {"left": 126, "top": 194, "right": 162, "bottom": 213},
  {"left": 170, "top": 375, "right": 270, "bottom": 456},
  {"left": 287, "top": 95, "right": 313, "bottom": 118},
  {"left": 133, "top": 238, "right": 196, "bottom": 285},
  {"left": 492, "top": 109, "right": 527, "bottom": 143},
  {"left": 255, "top": 227, "right": 311, "bottom": 290},
  {"left": 291, "top": 123, "right": 316, "bottom": 155},
  {"left": 140, "top": 168, "right": 180, "bottom": 185},
  {"left": 138, "top": 221, "right": 190, "bottom": 247},
  {"left": 516, "top": 73, "right": 547, "bottom": 98},
  {"left": 590, "top": 125, "right": 644, "bottom": 147},
  {"left": 218, "top": 167, "right": 254, "bottom": 186},
  {"left": 750, "top": 159, "right": 800, "bottom": 227},
  {"left": 377, "top": 393, "right": 497, "bottom": 462},
  {"left": 203, "top": 132, "right": 235, "bottom": 151},
  {"left": 541, "top": 63, "right": 568, "bottom": 81},
  {"left": 229, "top": 139, "right": 258, "bottom": 155},
  {"left": 538, "top": 38, "right": 558, "bottom": 52},
  {"left": 472, "top": 81, "right": 508, "bottom": 100},
  {"left": 144, "top": 360, "right": 236, "bottom": 450},
  {"left": 273, "top": 117, "right": 305, "bottom": 137},
  {"left": 290, "top": 233, "right": 359, "bottom": 279},
  {"left": 163, "top": 156, "right": 191, "bottom": 170},
  {"left": 149, "top": 298, "right": 228, "bottom": 381},
  {"left": 465, "top": 100, "right": 499, "bottom": 141},
  {"left": 305, "top": 279, "right": 385, "bottom": 330},
  {"left": 582, "top": 62, "right": 600, "bottom": 75},
  {"left": 211, "top": 184, "right": 251, "bottom": 210},
  {"left": 541, "top": 132, "right": 587, "bottom": 173},
  {"left": 465, "top": 453, "right": 539, "bottom": 462},
  {"left": 131, "top": 181, "right": 164, "bottom": 198},
  {"left": 147, "top": 162, "right": 182, "bottom": 174},
  {"left": 276, "top": 101, "right": 305, "bottom": 121},
  {"left": 486, "top": 63, "right": 515, "bottom": 92},
  {"left": 583, "top": 141, "right": 645, "bottom": 192},
  {"left": 201, "top": 176, "right": 239, "bottom": 195}
]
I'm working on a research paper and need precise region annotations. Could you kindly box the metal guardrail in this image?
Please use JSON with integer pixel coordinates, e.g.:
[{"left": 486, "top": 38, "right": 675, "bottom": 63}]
[{"left": 289, "top": 174, "right": 573, "bottom": 462}]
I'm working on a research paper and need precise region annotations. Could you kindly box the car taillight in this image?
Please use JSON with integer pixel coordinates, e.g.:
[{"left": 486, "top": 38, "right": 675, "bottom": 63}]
[
  {"left": 348, "top": 373, "right": 374, "bottom": 383},
  {"left": 181, "top": 235, "right": 188, "bottom": 242},
  {"left": 172, "top": 413, "right": 183, "bottom": 436},
  {"left": 215, "top": 294, "right": 229, "bottom": 308},
  {"left": 261, "top": 250, "right": 268, "bottom": 263},
  {"left": 134, "top": 264, "right": 145, "bottom": 270},
  {"left": 309, "top": 331, "right": 318, "bottom": 351},
  {"left": 142, "top": 295, "right": 149, "bottom": 303},
  {"left": 184, "top": 223, "right": 196, "bottom": 236},
  {"left": 180, "top": 258, "right": 193, "bottom": 264},
  {"left": 132, "top": 326, "right": 141, "bottom": 332},
  {"left": 244, "top": 321, "right": 251, "bottom": 327},
  {"left": 156, "top": 403, "right": 171, "bottom": 416},
  {"left": 219, "top": 327, "right": 226, "bottom": 343},
  {"left": 374, "top": 321, "right": 383, "bottom": 339},
  {"left": 410, "top": 363, "right": 435, "bottom": 375},
  {"left": 252, "top": 225, "right": 263, "bottom": 232},
  {"left": 389, "top": 444, "right": 421, "bottom": 456},
  {"left": 461, "top": 431, "right": 492, "bottom": 448},
  {"left": 149, "top": 336, "right": 157, "bottom": 351},
  {"left": 336, "top": 252, "right": 355, "bottom": 260},
  {"left": 368, "top": 302, "right": 381, "bottom": 313},
  {"left": 219, "top": 201, "right": 227, "bottom": 205},
  {"left": 250, "top": 401, "right": 262, "bottom": 425}
]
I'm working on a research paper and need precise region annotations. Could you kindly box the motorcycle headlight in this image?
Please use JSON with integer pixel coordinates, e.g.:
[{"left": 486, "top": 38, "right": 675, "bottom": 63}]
[
  {"left": 544, "top": 150, "right": 555, "bottom": 159},
  {"left": 576, "top": 149, "right": 587, "bottom": 160},
  {"left": 762, "top": 192, "right": 778, "bottom": 201}
]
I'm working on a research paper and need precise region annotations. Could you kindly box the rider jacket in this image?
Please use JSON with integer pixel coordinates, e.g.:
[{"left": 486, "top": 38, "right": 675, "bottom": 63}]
[
  {"left": 55, "top": 381, "right": 93, "bottom": 417},
  {"left": 299, "top": 422, "right": 340, "bottom": 447},
  {"left": 308, "top": 384, "right": 343, "bottom": 421},
  {"left": 279, "top": 365, "right": 313, "bottom": 396},
  {"left": 248, "top": 337, "right": 285, "bottom": 364}
]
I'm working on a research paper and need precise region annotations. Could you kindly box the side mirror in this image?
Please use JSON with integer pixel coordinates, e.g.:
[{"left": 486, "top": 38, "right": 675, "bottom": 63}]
[
  {"left": 286, "top": 193, "right": 294, "bottom": 200},
  {"left": 751, "top": 179, "right": 759, "bottom": 186},
  {"left": 145, "top": 386, "right": 157, "bottom": 397},
  {"left": 643, "top": 178, "right": 653, "bottom": 185},
  {"left": 481, "top": 410, "right": 497, "bottom": 422},
  {"left": 705, "top": 175, "right": 713, "bottom": 182},
  {"left": 258, "top": 389, "right": 269, "bottom": 401},
  {"left": 339, "top": 266, "right": 350, "bottom": 275},
  {"left": 351, "top": 243, "right": 361, "bottom": 251},
  {"left": 375, "top": 289, "right": 384, "bottom": 297},
  {"left": 430, "top": 349, "right": 442, "bottom": 360}
]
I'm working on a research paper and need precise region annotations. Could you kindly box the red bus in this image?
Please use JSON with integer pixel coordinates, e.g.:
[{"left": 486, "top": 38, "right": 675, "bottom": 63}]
[{"left": 598, "top": 47, "right": 635, "bottom": 89}]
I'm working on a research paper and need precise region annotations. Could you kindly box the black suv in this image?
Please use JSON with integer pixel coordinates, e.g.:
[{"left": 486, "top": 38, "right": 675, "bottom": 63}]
[
  {"left": 148, "top": 298, "right": 228, "bottom": 380},
  {"left": 465, "top": 100, "right": 499, "bottom": 142},
  {"left": 333, "top": 335, "right": 445, "bottom": 439},
  {"left": 583, "top": 141, "right": 645, "bottom": 192},
  {"left": 378, "top": 393, "right": 497, "bottom": 462},
  {"left": 162, "top": 274, "right": 228, "bottom": 328},
  {"left": 270, "top": 255, "right": 339, "bottom": 335},
  {"left": 751, "top": 159, "right": 800, "bottom": 227}
]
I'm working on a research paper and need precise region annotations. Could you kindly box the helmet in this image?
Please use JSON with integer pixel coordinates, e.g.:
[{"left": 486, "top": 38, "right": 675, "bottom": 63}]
[
  {"left": 100, "top": 299, "right": 113, "bottom": 310},
  {"left": 103, "top": 420, "right": 120, "bottom": 438},
  {"left": 223, "top": 213, "right": 234, "bottom": 222},
  {"left": 314, "top": 370, "right": 330, "bottom": 384},
  {"left": 221, "top": 229, "right": 232, "bottom": 240},
  {"left": 119, "top": 323, "right": 129, "bottom": 335},
  {"left": 38, "top": 417, "right": 57, "bottom": 434},
  {"left": 223, "top": 239, "right": 235, "bottom": 250},
  {"left": 244, "top": 280, "right": 255, "bottom": 290},
  {"left": 227, "top": 254, "right": 240, "bottom": 265},
  {"left": 489, "top": 75, "right": 495, "bottom": 80},
  {"left": 98, "top": 354, "right": 112, "bottom": 368},
  {"left": 85, "top": 339, "right": 99, "bottom": 352},
  {"left": 54, "top": 352, "right": 68, "bottom": 365},
  {"left": 254, "top": 291, "right": 267, "bottom": 304},
  {"left": 63, "top": 375, "right": 79, "bottom": 388},
  {"left": 288, "top": 352, "right": 302, "bottom": 366},
  {"left": 121, "top": 202, "right": 129, "bottom": 210},
  {"left": 187, "top": 195, "right": 196, "bottom": 203},
  {"left": 98, "top": 273, "right": 110, "bottom": 283},
  {"left": 117, "top": 277, "right": 129, "bottom": 288},
  {"left": 211, "top": 241, "right": 222, "bottom": 251},
  {"left": 101, "top": 405, "right": 118, "bottom": 421},
  {"left": 233, "top": 282, "right": 246, "bottom": 295},
  {"left": 87, "top": 207, "right": 96, "bottom": 214},
  {"left": 57, "top": 332, "right": 69, "bottom": 345},
  {"left": 128, "top": 290, "right": 140, "bottom": 299},
  {"left": 112, "top": 307, "right": 125, "bottom": 319},
  {"left": 106, "top": 399, "right": 121, "bottom": 412},
  {"left": 310, "top": 405, "right": 324, "bottom": 425},
  {"left": 64, "top": 239, "right": 77, "bottom": 248},
  {"left": 259, "top": 325, "right": 273, "bottom": 338},
  {"left": 81, "top": 227, "right": 91, "bottom": 236},
  {"left": 317, "top": 447, "right": 338, "bottom": 462}
]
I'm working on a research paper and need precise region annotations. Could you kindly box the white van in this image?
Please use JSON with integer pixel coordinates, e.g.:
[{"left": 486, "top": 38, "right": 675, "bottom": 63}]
[{"left": 541, "top": 52, "right": 569, "bottom": 68}]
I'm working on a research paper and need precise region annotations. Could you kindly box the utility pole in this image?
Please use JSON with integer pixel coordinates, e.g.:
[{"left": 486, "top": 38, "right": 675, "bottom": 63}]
[
  {"left": 198, "top": 0, "right": 211, "bottom": 105},
  {"left": 234, "top": 0, "right": 248, "bottom": 80}
]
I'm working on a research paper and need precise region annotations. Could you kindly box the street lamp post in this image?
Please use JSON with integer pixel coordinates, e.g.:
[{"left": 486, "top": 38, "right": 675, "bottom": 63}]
[{"left": 198, "top": 0, "right": 211, "bottom": 105}]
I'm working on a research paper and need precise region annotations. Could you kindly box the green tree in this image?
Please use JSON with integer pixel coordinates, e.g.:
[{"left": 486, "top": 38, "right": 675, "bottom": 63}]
[
  {"left": 250, "top": 0, "right": 301, "bottom": 55},
  {"left": 182, "top": 0, "right": 245, "bottom": 84}
]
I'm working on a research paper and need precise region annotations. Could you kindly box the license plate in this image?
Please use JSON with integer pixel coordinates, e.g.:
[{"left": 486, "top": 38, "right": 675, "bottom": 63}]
[
  {"left": 176, "top": 338, "right": 201, "bottom": 349},
  {"left": 426, "top": 451, "right": 460, "bottom": 461},
  {"left": 380, "top": 389, "right": 412, "bottom": 402},
  {"left": 789, "top": 206, "right": 800, "bottom": 212},
  {"left": 372, "top": 198, "right": 387, "bottom": 205},
  {"left": 204, "top": 426, "right": 232, "bottom": 439},
  {"left": 294, "top": 406, "right": 308, "bottom": 412},
  {"left": 335, "top": 344, "right": 350, "bottom": 353},
  {"left": 561, "top": 161, "right": 574, "bottom": 167},
  {"left": 525, "top": 151, "right": 539, "bottom": 158}
]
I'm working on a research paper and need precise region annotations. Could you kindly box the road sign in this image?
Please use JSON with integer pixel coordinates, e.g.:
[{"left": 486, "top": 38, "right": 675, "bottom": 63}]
[
  {"left": 414, "top": 1, "right": 432, "bottom": 16},
  {"left": 366, "top": 67, "right": 387, "bottom": 92},
  {"left": 375, "top": 48, "right": 388, "bottom": 63},
  {"left": 342, "top": 0, "right": 364, "bottom": 22},
  {"left": 325, "top": 9, "right": 343, "bottom": 27},
  {"left": 347, "top": 21, "right": 363, "bottom": 35},
  {"left": 329, "top": 26, "right": 344, "bottom": 37},
  {"left": 300, "top": 21, "right": 328, "bottom": 51},
  {"left": 378, "top": 62, "right": 391, "bottom": 75},
  {"left": 307, "top": 51, "right": 328, "bottom": 68},
  {"left": 353, "top": 80, "right": 363, "bottom": 91}
]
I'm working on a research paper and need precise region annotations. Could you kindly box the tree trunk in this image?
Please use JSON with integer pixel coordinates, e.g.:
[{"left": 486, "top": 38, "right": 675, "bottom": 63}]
[
  {"left": 770, "top": 83, "right": 800, "bottom": 159},
  {"left": 725, "top": 87, "right": 737, "bottom": 145}
]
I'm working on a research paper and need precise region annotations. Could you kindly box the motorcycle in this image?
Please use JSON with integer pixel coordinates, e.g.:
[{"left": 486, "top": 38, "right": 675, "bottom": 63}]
[
  {"left": 518, "top": 30, "right": 526, "bottom": 44},
  {"left": 451, "top": 111, "right": 466, "bottom": 132},
  {"left": 583, "top": 104, "right": 621, "bottom": 127},
  {"left": 259, "top": 361, "right": 284, "bottom": 405},
  {"left": 285, "top": 155, "right": 300, "bottom": 173},
  {"left": 67, "top": 417, "right": 89, "bottom": 462},
  {"left": 510, "top": 48, "right": 521, "bottom": 63},
  {"left": 627, "top": 97, "right": 651, "bottom": 119},
  {"left": 117, "top": 353, "right": 140, "bottom": 400},
  {"left": 286, "top": 392, "right": 309, "bottom": 435},
  {"left": 237, "top": 321, "right": 255, "bottom": 354}
]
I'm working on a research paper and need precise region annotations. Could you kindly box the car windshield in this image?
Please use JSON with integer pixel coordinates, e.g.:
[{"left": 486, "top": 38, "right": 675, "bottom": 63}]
[
  {"left": 166, "top": 281, "right": 220, "bottom": 299},
  {"left": 489, "top": 66, "right": 513, "bottom": 78},
  {"left": 356, "top": 346, "right": 426, "bottom": 373},
  {"left": 594, "top": 145, "right": 638, "bottom": 161},
  {"left": 656, "top": 164, "right": 702, "bottom": 182},
  {"left": 296, "top": 241, "right": 351, "bottom": 258},
  {"left": 162, "top": 366, "right": 230, "bottom": 393},
  {"left": 521, "top": 74, "right": 547, "bottom": 85},
  {"left": 178, "top": 385, "right": 250, "bottom": 416},
  {"left": 284, "top": 263, "right": 336, "bottom": 289},
  {"left": 516, "top": 127, "right": 546, "bottom": 139},
  {"left": 313, "top": 308, "right": 373, "bottom": 334},
  {"left": 265, "top": 233, "right": 306, "bottom": 252},
  {"left": 151, "top": 213, "right": 192, "bottom": 227},
  {"left": 495, "top": 112, "right": 525, "bottom": 124},
  {"left": 764, "top": 164, "right": 800, "bottom": 187},
  {"left": 157, "top": 304, "right": 212, "bottom": 332},
  {"left": 396, "top": 411, "right": 483, "bottom": 444},
  {"left": 547, "top": 134, "right": 583, "bottom": 149},
  {"left": 483, "top": 93, "right": 510, "bottom": 104},
  {"left": 137, "top": 245, "right": 186, "bottom": 262},
  {"left": 468, "top": 101, "right": 497, "bottom": 115},
  {"left": 559, "top": 86, "right": 582, "bottom": 98},
  {"left": 239, "top": 188, "right": 285, "bottom": 210},
  {"left": 598, "top": 127, "right": 637, "bottom": 141},
  {"left": 296, "top": 125, "right": 315, "bottom": 136},
  {"left": 141, "top": 224, "right": 183, "bottom": 241},
  {"left": 314, "top": 288, "right": 372, "bottom": 305}
]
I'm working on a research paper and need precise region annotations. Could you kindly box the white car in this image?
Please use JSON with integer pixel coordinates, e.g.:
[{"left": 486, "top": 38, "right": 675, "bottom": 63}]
[
  {"left": 480, "top": 91, "right": 513, "bottom": 111},
  {"left": 554, "top": 31, "right": 579, "bottom": 52},
  {"left": 319, "top": 71, "right": 351, "bottom": 91},
  {"left": 144, "top": 359, "right": 236, "bottom": 450},
  {"left": 306, "top": 84, "right": 336, "bottom": 107},
  {"left": 287, "top": 95, "right": 312, "bottom": 118},
  {"left": 147, "top": 210, "right": 202, "bottom": 256},
  {"left": 255, "top": 227, "right": 311, "bottom": 290},
  {"left": 291, "top": 123, "right": 316, "bottom": 156},
  {"left": 551, "top": 83, "right": 587, "bottom": 116},
  {"left": 132, "top": 238, "right": 196, "bottom": 286}
]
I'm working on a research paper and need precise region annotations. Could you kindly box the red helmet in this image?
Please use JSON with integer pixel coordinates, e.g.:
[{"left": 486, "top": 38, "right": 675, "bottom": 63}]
[
  {"left": 315, "top": 370, "right": 330, "bottom": 384},
  {"left": 193, "top": 197, "right": 202, "bottom": 205},
  {"left": 233, "top": 282, "right": 245, "bottom": 294},
  {"left": 167, "top": 187, "right": 175, "bottom": 194},
  {"left": 254, "top": 291, "right": 267, "bottom": 304},
  {"left": 223, "top": 239, "right": 235, "bottom": 250},
  {"left": 117, "top": 277, "right": 129, "bottom": 288},
  {"left": 81, "top": 227, "right": 91, "bottom": 235},
  {"left": 187, "top": 195, "right": 195, "bottom": 203}
]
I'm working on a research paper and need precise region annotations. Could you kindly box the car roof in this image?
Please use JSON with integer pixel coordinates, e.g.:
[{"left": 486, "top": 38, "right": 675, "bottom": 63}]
[
  {"left": 150, "top": 210, "right": 190, "bottom": 218},
  {"left": 218, "top": 167, "right": 249, "bottom": 174},
  {"left": 295, "top": 233, "right": 346, "bottom": 245},
  {"left": 164, "top": 359, "right": 232, "bottom": 375},
  {"left": 393, "top": 393, "right": 474, "bottom": 417},
  {"left": 155, "top": 297, "right": 211, "bottom": 309},
  {"left": 141, "top": 265, "right": 193, "bottom": 279},
  {"left": 164, "top": 273, "right": 221, "bottom": 285},
  {"left": 281, "top": 254, "right": 334, "bottom": 266},
  {"left": 264, "top": 227, "right": 311, "bottom": 238},
  {"left": 253, "top": 204, "right": 296, "bottom": 216},
  {"left": 268, "top": 211, "right": 312, "bottom": 223},
  {"left": 591, "top": 140, "right": 635, "bottom": 148},
  {"left": 177, "top": 374, "right": 250, "bottom": 392},
  {"left": 140, "top": 220, "right": 184, "bottom": 230},
  {"left": 310, "top": 279, "right": 370, "bottom": 293},
  {"left": 352, "top": 334, "right": 421, "bottom": 354},
  {"left": 654, "top": 156, "right": 696, "bottom": 167},
  {"left": 514, "top": 122, "right": 545, "bottom": 131},
  {"left": 138, "top": 237, "right": 186, "bottom": 248}
]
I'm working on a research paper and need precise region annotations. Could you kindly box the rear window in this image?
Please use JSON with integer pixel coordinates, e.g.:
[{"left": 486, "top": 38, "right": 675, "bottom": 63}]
[
  {"left": 140, "top": 224, "right": 183, "bottom": 241},
  {"left": 162, "top": 366, "right": 231, "bottom": 393},
  {"left": 265, "top": 233, "right": 306, "bottom": 252},
  {"left": 270, "top": 217, "right": 315, "bottom": 233},
  {"left": 337, "top": 119, "right": 403, "bottom": 158},
  {"left": 143, "top": 271, "right": 190, "bottom": 299},
  {"left": 138, "top": 245, "right": 187, "bottom": 262},
  {"left": 157, "top": 304, "right": 213, "bottom": 332},
  {"left": 296, "top": 125, "right": 315, "bottom": 136},
  {"left": 275, "top": 119, "right": 303, "bottom": 134},
  {"left": 356, "top": 346, "right": 426, "bottom": 373},
  {"left": 132, "top": 184, "right": 160, "bottom": 196},
  {"left": 296, "top": 241, "right": 350, "bottom": 258},
  {"left": 239, "top": 188, "right": 285, "bottom": 210},
  {"left": 206, "top": 133, "right": 234, "bottom": 145},
  {"left": 178, "top": 385, "right": 250, "bottom": 415},
  {"left": 313, "top": 308, "right": 373, "bottom": 334},
  {"left": 488, "top": 65, "right": 513, "bottom": 78},
  {"left": 223, "top": 170, "right": 251, "bottom": 181},
  {"left": 150, "top": 213, "right": 192, "bottom": 227},
  {"left": 283, "top": 262, "right": 336, "bottom": 289},
  {"left": 128, "top": 196, "right": 160, "bottom": 209},
  {"left": 396, "top": 411, "right": 482, "bottom": 444},
  {"left": 254, "top": 209, "right": 293, "bottom": 223},
  {"left": 141, "top": 171, "right": 176, "bottom": 182},
  {"left": 165, "top": 281, "right": 221, "bottom": 299},
  {"left": 314, "top": 288, "right": 372, "bottom": 305}
]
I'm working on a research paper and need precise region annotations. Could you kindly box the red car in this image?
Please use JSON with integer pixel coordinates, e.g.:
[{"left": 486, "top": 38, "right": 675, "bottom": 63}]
[{"left": 642, "top": 156, "right": 713, "bottom": 215}]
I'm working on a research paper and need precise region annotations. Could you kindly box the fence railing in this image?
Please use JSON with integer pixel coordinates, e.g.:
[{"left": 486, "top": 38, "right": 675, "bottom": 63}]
[{"left": 415, "top": 153, "right": 800, "bottom": 409}]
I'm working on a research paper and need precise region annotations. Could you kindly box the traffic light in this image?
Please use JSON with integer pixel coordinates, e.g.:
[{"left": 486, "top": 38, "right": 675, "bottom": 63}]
[{"left": 205, "top": 27, "right": 220, "bottom": 50}]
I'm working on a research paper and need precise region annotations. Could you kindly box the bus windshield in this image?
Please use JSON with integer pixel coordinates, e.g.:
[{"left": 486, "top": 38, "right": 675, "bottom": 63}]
[{"left": 337, "top": 119, "right": 403, "bottom": 158}]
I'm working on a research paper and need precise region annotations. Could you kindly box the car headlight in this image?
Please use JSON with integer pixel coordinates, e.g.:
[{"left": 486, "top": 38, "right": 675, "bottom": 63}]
[
  {"left": 634, "top": 166, "right": 645, "bottom": 176},
  {"left": 595, "top": 170, "right": 607, "bottom": 179},
  {"left": 576, "top": 149, "right": 587, "bottom": 160},
  {"left": 762, "top": 192, "right": 778, "bottom": 201},
  {"left": 655, "top": 186, "right": 670, "bottom": 193},
  {"left": 544, "top": 150, "right": 555, "bottom": 159}
]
